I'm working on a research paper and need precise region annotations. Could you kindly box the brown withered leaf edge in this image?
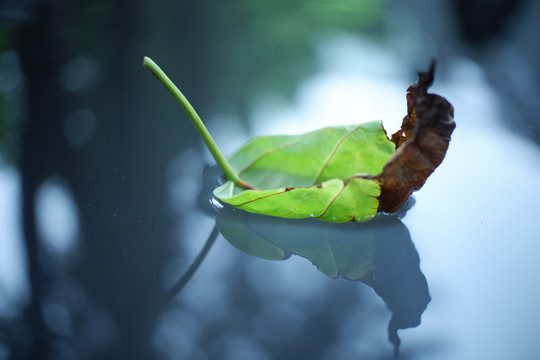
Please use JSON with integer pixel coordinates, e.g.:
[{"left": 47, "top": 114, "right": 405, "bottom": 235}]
[{"left": 376, "top": 60, "right": 455, "bottom": 213}]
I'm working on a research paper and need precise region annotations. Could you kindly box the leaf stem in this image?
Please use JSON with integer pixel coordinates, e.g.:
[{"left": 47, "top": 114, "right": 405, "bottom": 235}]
[{"left": 143, "top": 56, "right": 250, "bottom": 188}]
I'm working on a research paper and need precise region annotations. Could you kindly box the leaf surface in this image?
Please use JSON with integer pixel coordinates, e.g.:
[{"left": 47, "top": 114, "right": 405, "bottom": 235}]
[{"left": 214, "top": 121, "right": 395, "bottom": 222}]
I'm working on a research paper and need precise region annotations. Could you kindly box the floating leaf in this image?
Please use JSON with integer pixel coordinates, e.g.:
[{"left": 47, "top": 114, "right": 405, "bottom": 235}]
[
  {"left": 144, "top": 58, "right": 455, "bottom": 222},
  {"left": 216, "top": 206, "right": 431, "bottom": 356},
  {"left": 214, "top": 121, "right": 395, "bottom": 222}
]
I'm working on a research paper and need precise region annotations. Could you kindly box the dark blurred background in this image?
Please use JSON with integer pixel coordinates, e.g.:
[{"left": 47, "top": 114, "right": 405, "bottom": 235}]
[{"left": 1, "top": 0, "right": 539, "bottom": 359}]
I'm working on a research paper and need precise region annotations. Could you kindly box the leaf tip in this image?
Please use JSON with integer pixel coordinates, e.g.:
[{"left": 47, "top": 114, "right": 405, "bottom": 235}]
[{"left": 414, "top": 59, "right": 436, "bottom": 94}]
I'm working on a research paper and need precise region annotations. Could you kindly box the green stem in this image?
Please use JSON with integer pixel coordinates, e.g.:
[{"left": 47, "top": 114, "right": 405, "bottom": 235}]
[{"left": 143, "top": 56, "right": 251, "bottom": 189}]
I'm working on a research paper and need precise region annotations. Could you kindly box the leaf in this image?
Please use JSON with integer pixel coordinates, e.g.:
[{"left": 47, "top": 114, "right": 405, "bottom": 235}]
[
  {"left": 144, "top": 58, "right": 454, "bottom": 222},
  {"left": 214, "top": 121, "right": 395, "bottom": 222},
  {"left": 213, "top": 61, "right": 455, "bottom": 221},
  {"left": 216, "top": 206, "right": 431, "bottom": 355}
]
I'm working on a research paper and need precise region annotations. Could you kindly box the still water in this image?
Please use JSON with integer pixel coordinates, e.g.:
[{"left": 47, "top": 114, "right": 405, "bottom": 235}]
[
  {"left": 159, "top": 47, "right": 540, "bottom": 359},
  {"left": 1, "top": 2, "right": 540, "bottom": 359}
]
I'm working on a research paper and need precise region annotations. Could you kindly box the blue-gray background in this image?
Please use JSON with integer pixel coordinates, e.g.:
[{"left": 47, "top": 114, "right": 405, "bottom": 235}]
[{"left": 1, "top": 0, "right": 540, "bottom": 359}]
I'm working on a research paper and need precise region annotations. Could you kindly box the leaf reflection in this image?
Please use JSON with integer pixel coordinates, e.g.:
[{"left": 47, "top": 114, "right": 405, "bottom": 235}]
[{"left": 216, "top": 205, "right": 430, "bottom": 357}]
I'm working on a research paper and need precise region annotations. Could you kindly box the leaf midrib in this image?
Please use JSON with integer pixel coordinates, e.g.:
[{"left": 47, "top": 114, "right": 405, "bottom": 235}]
[{"left": 311, "top": 125, "right": 365, "bottom": 186}]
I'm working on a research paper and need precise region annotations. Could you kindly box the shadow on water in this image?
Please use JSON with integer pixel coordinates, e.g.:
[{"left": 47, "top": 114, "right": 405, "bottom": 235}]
[{"left": 167, "top": 166, "right": 431, "bottom": 359}]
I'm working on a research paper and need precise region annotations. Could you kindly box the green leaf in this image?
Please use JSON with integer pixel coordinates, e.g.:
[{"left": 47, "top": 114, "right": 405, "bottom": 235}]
[
  {"left": 145, "top": 58, "right": 454, "bottom": 223},
  {"left": 214, "top": 121, "right": 395, "bottom": 223}
]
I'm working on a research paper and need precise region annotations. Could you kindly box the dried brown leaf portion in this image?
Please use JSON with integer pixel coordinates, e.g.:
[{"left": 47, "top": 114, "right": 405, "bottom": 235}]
[
  {"left": 391, "top": 86, "right": 417, "bottom": 148},
  {"left": 378, "top": 61, "right": 456, "bottom": 213}
]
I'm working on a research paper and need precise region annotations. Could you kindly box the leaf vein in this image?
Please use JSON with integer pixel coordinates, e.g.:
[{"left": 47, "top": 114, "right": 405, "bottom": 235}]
[
  {"left": 316, "top": 181, "right": 345, "bottom": 219},
  {"left": 237, "top": 129, "right": 334, "bottom": 175},
  {"left": 312, "top": 126, "right": 364, "bottom": 185},
  {"left": 235, "top": 189, "right": 287, "bottom": 207}
]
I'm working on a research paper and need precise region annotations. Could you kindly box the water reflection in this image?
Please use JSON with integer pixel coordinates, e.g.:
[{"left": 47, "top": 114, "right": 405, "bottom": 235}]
[{"left": 212, "top": 201, "right": 430, "bottom": 357}]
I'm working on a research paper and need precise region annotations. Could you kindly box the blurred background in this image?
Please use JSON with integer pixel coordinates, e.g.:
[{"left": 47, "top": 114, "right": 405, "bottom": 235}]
[{"left": 1, "top": 0, "right": 540, "bottom": 359}]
